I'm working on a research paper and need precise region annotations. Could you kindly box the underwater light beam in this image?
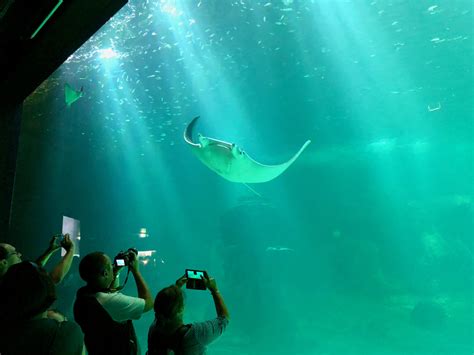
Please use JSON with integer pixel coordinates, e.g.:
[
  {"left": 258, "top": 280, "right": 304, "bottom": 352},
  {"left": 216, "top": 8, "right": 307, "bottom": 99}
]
[{"left": 98, "top": 48, "right": 120, "bottom": 59}]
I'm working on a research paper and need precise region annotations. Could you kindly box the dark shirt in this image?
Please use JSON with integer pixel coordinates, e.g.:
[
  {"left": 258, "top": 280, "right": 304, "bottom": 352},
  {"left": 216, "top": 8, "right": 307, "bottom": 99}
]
[
  {"left": 74, "top": 285, "right": 139, "bottom": 355},
  {"left": 0, "top": 318, "right": 83, "bottom": 355}
]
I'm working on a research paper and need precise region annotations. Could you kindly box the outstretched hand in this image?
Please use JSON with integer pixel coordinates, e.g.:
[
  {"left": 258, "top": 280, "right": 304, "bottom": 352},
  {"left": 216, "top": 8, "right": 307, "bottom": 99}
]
[
  {"left": 60, "top": 234, "right": 74, "bottom": 253},
  {"left": 48, "top": 235, "right": 62, "bottom": 252},
  {"left": 128, "top": 249, "right": 139, "bottom": 273},
  {"left": 201, "top": 273, "right": 218, "bottom": 292},
  {"left": 175, "top": 274, "right": 188, "bottom": 288}
]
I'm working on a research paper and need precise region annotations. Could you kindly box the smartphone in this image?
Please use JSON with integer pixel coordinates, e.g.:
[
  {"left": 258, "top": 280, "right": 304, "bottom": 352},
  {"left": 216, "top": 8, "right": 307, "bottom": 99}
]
[
  {"left": 61, "top": 216, "right": 80, "bottom": 257},
  {"left": 185, "top": 269, "right": 207, "bottom": 290}
]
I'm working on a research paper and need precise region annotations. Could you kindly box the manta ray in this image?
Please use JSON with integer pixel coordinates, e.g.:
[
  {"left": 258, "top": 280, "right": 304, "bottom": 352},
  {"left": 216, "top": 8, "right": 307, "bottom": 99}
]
[
  {"left": 184, "top": 116, "right": 311, "bottom": 183},
  {"left": 64, "top": 83, "right": 84, "bottom": 107}
]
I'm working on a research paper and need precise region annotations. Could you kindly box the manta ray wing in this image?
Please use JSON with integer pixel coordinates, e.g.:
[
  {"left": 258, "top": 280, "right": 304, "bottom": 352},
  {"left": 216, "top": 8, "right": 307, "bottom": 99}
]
[
  {"left": 223, "top": 140, "right": 311, "bottom": 183},
  {"left": 184, "top": 116, "right": 311, "bottom": 183}
]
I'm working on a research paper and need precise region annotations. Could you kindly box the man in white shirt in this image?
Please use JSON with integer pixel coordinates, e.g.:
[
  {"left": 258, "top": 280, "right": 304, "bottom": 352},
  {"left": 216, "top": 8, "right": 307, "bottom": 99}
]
[{"left": 74, "top": 250, "right": 153, "bottom": 355}]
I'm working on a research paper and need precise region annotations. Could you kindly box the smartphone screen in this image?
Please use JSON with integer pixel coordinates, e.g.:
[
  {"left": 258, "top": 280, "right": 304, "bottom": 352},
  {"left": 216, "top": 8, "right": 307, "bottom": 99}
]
[
  {"left": 61, "top": 216, "right": 80, "bottom": 257},
  {"left": 186, "top": 270, "right": 205, "bottom": 280},
  {"left": 185, "top": 269, "right": 207, "bottom": 290}
]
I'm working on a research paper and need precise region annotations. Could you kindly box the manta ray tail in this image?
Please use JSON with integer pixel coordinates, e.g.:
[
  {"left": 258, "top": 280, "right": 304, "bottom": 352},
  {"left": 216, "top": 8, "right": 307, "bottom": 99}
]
[{"left": 243, "top": 183, "right": 263, "bottom": 197}]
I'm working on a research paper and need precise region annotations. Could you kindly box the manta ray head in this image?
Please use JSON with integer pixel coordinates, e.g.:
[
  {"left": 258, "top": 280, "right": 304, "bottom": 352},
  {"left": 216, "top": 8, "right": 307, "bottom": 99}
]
[
  {"left": 231, "top": 143, "right": 245, "bottom": 159},
  {"left": 198, "top": 134, "right": 210, "bottom": 148}
]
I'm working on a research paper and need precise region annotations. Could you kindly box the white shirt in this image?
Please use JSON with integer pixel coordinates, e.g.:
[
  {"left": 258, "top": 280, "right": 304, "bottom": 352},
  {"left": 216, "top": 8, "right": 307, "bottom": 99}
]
[{"left": 95, "top": 291, "right": 145, "bottom": 323}]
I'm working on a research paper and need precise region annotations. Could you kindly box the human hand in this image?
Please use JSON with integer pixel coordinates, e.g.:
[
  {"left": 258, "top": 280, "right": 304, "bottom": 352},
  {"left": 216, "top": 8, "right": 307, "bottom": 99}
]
[
  {"left": 175, "top": 274, "right": 188, "bottom": 288},
  {"left": 48, "top": 235, "right": 62, "bottom": 252},
  {"left": 128, "top": 249, "right": 139, "bottom": 273},
  {"left": 60, "top": 234, "right": 74, "bottom": 253},
  {"left": 201, "top": 273, "right": 218, "bottom": 292}
]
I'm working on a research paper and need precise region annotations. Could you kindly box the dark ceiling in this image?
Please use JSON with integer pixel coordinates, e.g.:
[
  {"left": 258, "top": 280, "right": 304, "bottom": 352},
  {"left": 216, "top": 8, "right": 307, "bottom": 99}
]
[{"left": 0, "top": 0, "right": 127, "bottom": 108}]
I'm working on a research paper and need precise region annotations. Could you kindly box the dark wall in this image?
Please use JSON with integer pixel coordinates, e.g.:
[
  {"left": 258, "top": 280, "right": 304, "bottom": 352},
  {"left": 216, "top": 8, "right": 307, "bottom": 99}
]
[{"left": 0, "top": 104, "right": 22, "bottom": 241}]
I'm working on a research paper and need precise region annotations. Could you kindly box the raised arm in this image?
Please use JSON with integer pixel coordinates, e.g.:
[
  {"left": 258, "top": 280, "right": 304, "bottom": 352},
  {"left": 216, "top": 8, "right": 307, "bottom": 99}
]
[
  {"left": 49, "top": 234, "right": 75, "bottom": 284},
  {"left": 35, "top": 235, "right": 61, "bottom": 267},
  {"left": 129, "top": 251, "right": 154, "bottom": 312},
  {"left": 203, "top": 274, "right": 230, "bottom": 320}
]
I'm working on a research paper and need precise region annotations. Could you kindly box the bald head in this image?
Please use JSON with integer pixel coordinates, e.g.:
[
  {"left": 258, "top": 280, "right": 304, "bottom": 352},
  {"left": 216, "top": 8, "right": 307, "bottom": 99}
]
[{"left": 79, "top": 252, "right": 114, "bottom": 289}]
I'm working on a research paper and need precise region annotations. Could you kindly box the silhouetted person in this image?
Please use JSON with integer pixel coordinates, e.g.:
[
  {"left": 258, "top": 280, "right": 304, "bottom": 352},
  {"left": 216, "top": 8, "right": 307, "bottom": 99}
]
[
  {"left": 147, "top": 273, "right": 230, "bottom": 354},
  {"left": 74, "top": 251, "right": 153, "bottom": 355},
  {"left": 0, "top": 234, "right": 75, "bottom": 284},
  {"left": 0, "top": 261, "right": 84, "bottom": 354}
]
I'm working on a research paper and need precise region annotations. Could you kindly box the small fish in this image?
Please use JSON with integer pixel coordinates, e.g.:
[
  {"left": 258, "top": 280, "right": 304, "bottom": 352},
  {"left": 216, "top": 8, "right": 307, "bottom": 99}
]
[{"left": 266, "top": 246, "right": 295, "bottom": 252}]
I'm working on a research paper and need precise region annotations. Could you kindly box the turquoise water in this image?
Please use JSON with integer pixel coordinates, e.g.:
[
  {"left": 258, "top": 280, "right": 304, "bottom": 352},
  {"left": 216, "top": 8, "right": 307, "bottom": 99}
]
[{"left": 13, "top": 0, "right": 473, "bottom": 354}]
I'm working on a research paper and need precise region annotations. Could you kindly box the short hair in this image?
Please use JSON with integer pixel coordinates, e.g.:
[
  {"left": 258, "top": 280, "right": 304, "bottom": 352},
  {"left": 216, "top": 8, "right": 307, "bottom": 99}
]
[
  {"left": 0, "top": 244, "right": 8, "bottom": 260},
  {"left": 79, "top": 252, "right": 107, "bottom": 284},
  {"left": 0, "top": 261, "right": 56, "bottom": 321},
  {"left": 154, "top": 285, "right": 184, "bottom": 319}
]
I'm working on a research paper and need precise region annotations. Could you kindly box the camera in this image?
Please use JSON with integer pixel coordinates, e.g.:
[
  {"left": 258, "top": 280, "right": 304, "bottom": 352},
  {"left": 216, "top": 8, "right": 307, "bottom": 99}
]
[
  {"left": 114, "top": 248, "right": 138, "bottom": 267},
  {"left": 185, "top": 269, "right": 208, "bottom": 290}
]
